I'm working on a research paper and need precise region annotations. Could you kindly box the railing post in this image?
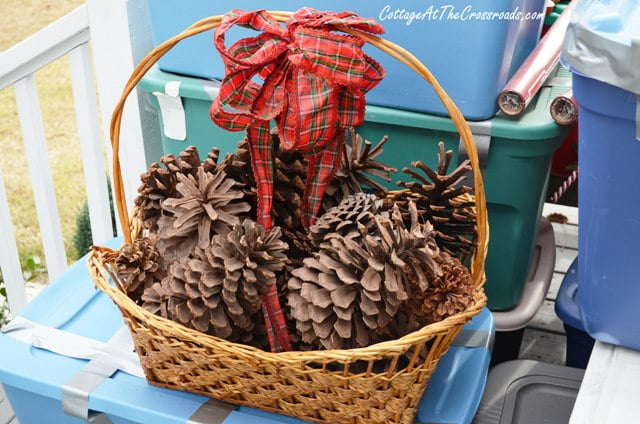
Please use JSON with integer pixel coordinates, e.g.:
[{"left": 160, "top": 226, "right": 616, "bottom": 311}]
[
  {"left": 86, "top": 0, "right": 161, "bottom": 223},
  {"left": 69, "top": 43, "right": 114, "bottom": 245},
  {"left": 13, "top": 75, "right": 68, "bottom": 280},
  {"left": 0, "top": 169, "right": 28, "bottom": 316}
]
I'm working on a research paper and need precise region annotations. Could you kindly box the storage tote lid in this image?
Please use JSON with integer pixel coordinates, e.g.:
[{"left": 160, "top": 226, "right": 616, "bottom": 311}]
[{"left": 474, "top": 360, "right": 584, "bottom": 424}]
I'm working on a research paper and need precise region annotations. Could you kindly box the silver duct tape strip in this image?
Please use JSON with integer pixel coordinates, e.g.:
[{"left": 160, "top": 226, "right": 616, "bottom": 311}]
[
  {"left": 452, "top": 329, "right": 493, "bottom": 350},
  {"left": 4, "top": 316, "right": 239, "bottom": 423},
  {"left": 187, "top": 398, "right": 237, "bottom": 424},
  {"left": 61, "top": 325, "right": 136, "bottom": 420},
  {"left": 154, "top": 82, "right": 186, "bottom": 141},
  {"left": 563, "top": 17, "right": 640, "bottom": 141},
  {"left": 458, "top": 119, "right": 492, "bottom": 186},
  {"left": 2, "top": 317, "right": 144, "bottom": 378},
  {"left": 563, "top": 22, "right": 640, "bottom": 97},
  {"left": 62, "top": 363, "right": 117, "bottom": 419}
]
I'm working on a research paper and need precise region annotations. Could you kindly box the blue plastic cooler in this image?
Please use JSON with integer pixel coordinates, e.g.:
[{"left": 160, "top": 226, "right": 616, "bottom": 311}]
[
  {"left": 562, "top": 0, "right": 640, "bottom": 351},
  {"left": 146, "top": 0, "right": 546, "bottom": 120},
  {"left": 0, "top": 239, "right": 494, "bottom": 424}
]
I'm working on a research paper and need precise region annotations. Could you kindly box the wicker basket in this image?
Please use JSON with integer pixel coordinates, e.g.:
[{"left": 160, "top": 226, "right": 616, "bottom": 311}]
[{"left": 88, "top": 10, "right": 489, "bottom": 424}]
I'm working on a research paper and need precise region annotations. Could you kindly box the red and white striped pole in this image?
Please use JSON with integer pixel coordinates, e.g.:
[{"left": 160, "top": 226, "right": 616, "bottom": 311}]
[{"left": 549, "top": 168, "right": 578, "bottom": 203}]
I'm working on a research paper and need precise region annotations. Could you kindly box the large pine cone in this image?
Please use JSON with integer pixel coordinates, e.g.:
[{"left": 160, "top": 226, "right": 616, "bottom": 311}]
[
  {"left": 219, "top": 139, "right": 256, "bottom": 188},
  {"left": 280, "top": 227, "right": 314, "bottom": 265},
  {"left": 134, "top": 146, "right": 203, "bottom": 231},
  {"left": 221, "top": 135, "right": 308, "bottom": 231},
  {"left": 202, "top": 147, "right": 221, "bottom": 174},
  {"left": 393, "top": 142, "right": 476, "bottom": 259},
  {"left": 115, "top": 237, "right": 166, "bottom": 303},
  {"left": 276, "top": 266, "right": 315, "bottom": 351},
  {"left": 287, "top": 203, "right": 441, "bottom": 350},
  {"left": 142, "top": 220, "right": 288, "bottom": 341},
  {"left": 156, "top": 166, "right": 251, "bottom": 262},
  {"left": 273, "top": 143, "right": 307, "bottom": 230},
  {"left": 218, "top": 139, "right": 257, "bottom": 214},
  {"left": 162, "top": 145, "right": 201, "bottom": 176},
  {"left": 323, "top": 127, "right": 397, "bottom": 210},
  {"left": 406, "top": 252, "right": 475, "bottom": 331},
  {"left": 309, "top": 193, "right": 383, "bottom": 248}
]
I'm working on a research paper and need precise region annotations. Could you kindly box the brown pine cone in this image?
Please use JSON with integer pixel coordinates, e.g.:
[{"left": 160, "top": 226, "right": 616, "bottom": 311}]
[
  {"left": 115, "top": 237, "right": 166, "bottom": 303},
  {"left": 156, "top": 167, "right": 251, "bottom": 262},
  {"left": 134, "top": 163, "right": 175, "bottom": 232},
  {"left": 280, "top": 227, "right": 314, "bottom": 265},
  {"left": 220, "top": 135, "right": 308, "bottom": 231},
  {"left": 273, "top": 144, "right": 307, "bottom": 230},
  {"left": 309, "top": 193, "right": 383, "bottom": 248},
  {"left": 161, "top": 146, "right": 201, "bottom": 177},
  {"left": 394, "top": 142, "right": 476, "bottom": 259},
  {"left": 323, "top": 127, "right": 397, "bottom": 210},
  {"left": 407, "top": 252, "right": 475, "bottom": 330},
  {"left": 143, "top": 220, "right": 288, "bottom": 342},
  {"left": 135, "top": 146, "right": 217, "bottom": 231},
  {"left": 287, "top": 203, "right": 441, "bottom": 350},
  {"left": 202, "top": 147, "right": 221, "bottom": 173}
]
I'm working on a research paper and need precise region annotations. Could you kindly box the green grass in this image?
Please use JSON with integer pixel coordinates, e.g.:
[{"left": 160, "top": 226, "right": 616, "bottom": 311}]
[{"left": 1, "top": 0, "right": 88, "bottom": 264}]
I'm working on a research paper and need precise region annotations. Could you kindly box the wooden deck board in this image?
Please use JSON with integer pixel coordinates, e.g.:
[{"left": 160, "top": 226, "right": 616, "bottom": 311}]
[
  {"left": 529, "top": 300, "right": 566, "bottom": 335},
  {"left": 543, "top": 203, "right": 579, "bottom": 225},
  {"left": 551, "top": 222, "right": 578, "bottom": 250},
  {"left": 547, "top": 272, "right": 565, "bottom": 302},
  {"left": 517, "top": 204, "right": 579, "bottom": 366},
  {"left": 519, "top": 328, "right": 567, "bottom": 365},
  {"left": 555, "top": 247, "right": 578, "bottom": 274}
]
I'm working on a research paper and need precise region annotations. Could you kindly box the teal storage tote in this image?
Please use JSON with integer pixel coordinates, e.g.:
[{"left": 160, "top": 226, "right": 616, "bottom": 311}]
[
  {"left": 139, "top": 65, "right": 569, "bottom": 310},
  {"left": 146, "top": 0, "right": 546, "bottom": 120},
  {"left": 0, "top": 239, "right": 495, "bottom": 424}
]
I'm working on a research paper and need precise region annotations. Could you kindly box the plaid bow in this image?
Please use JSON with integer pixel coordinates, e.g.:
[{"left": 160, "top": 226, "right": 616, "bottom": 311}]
[{"left": 210, "top": 8, "right": 385, "bottom": 352}]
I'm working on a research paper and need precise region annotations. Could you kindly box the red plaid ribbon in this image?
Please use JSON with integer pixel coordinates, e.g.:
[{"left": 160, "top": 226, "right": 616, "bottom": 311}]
[{"left": 210, "top": 8, "right": 385, "bottom": 352}]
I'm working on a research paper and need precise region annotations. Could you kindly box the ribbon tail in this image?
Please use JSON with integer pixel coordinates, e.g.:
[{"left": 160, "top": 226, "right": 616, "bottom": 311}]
[
  {"left": 246, "top": 123, "right": 275, "bottom": 231},
  {"left": 302, "top": 129, "right": 345, "bottom": 228},
  {"left": 261, "top": 286, "right": 292, "bottom": 352},
  {"left": 246, "top": 122, "right": 292, "bottom": 352}
]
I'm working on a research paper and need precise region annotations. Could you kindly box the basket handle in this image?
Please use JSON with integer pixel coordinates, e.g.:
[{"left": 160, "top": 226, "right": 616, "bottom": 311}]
[{"left": 109, "top": 11, "right": 489, "bottom": 287}]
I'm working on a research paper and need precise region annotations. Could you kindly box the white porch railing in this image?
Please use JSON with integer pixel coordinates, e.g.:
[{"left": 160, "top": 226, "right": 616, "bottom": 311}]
[
  {"left": 0, "top": 6, "right": 113, "bottom": 317},
  {"left": 0, "top": 0, "right": 160, "bottom": 319}
]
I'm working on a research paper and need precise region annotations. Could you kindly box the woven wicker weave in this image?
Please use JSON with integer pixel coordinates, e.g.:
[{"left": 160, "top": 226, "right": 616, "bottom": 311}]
[{"left": 87, "top": 11, "right": 489, "bottom": 424}]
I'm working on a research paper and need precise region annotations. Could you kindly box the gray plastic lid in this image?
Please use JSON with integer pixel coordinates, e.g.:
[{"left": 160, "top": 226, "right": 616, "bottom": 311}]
[{"left": 474, "top": 360, "right": 585, "bottom": 424}]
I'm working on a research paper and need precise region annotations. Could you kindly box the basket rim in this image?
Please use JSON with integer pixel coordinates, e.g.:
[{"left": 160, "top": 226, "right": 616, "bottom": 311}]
[
  {"left": 94, "top": 9, "right": 490, "bottom": 362},
  {"left": 88, "top": 244, "right": 486, "bottom": 363}
]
